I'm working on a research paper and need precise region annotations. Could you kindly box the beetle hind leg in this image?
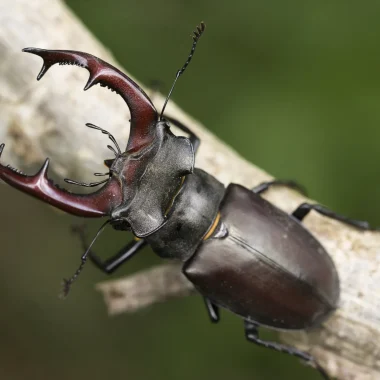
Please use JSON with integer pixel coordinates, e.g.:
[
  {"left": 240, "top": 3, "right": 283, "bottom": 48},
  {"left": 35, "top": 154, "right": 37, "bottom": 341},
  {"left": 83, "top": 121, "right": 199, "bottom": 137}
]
[
  {"left": 292, "top": 203, "right": 378, "bottom": 231},
  {"left": 244, "top": 321, "right": 330, "bottom": 379}
]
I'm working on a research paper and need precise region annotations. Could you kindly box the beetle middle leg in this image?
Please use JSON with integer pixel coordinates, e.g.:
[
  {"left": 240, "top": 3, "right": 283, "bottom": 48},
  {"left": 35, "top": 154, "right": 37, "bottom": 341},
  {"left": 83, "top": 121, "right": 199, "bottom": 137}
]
[
  {"left": 72, "top": 225, "right": 147, "bottom": 274},
  {"left": 292, "top": 203, "right": 378, "bottom": 231},
  {"left": 252, "top": 179, "right": 307, "bottom": 196},
  {"left": 244, "top": 321, "right": 329, "bottom": 379}
]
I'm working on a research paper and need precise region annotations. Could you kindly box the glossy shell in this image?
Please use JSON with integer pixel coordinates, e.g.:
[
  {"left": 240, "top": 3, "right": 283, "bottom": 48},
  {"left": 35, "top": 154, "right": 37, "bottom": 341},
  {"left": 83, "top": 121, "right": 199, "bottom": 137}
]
[{"left": 183, "top": 184, "right": 340, "bottom": 330}]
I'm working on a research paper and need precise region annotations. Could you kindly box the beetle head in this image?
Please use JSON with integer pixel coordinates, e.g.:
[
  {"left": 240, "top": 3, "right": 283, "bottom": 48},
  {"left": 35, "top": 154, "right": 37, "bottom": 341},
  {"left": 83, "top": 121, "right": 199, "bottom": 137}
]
[
  {"left": 0, "top": 50, "right": 193, "bottom": 236},
  {"left": 0, "top": 48, "right": 159, "bottom": 218},
  {"left": 108, "top": 119, "right": 194, "bottom": 237},
  {"left": 0, "top": 24, "right": 205, "bottom": 295}
]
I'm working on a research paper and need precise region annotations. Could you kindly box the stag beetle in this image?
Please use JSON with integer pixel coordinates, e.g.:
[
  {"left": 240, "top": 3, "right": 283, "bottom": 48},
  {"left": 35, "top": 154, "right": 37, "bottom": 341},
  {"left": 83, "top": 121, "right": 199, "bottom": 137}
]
[{"left": 0, "top": 22, "right": 377, "bottom": 379}]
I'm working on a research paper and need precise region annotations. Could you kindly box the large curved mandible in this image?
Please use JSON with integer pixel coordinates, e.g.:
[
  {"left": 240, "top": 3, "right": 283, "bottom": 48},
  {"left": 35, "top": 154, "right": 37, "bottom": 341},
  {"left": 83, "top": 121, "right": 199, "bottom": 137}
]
[
  {"left": 23, "top": 48, "right": 158, "bottom": 151},
  {"left": 0, "top": 144, "right": 122, "bottom": 217}
]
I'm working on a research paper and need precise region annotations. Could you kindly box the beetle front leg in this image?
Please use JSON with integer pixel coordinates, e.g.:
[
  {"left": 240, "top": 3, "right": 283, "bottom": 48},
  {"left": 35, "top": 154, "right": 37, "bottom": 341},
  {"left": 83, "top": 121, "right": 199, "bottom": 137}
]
[
  {"left": 90, "top": 239, "right": 147, "bottom": 274},
  {"left": 72, "top": 226, "right": 147, "bottom": 274},
  {"left": 165, "top": 116, "right": 200, "bottom": 154},
  {"left": 244, "top": 321, "right": 329, "bottom": 380},
  {"left": 204, "top": 298, "right": 220, "bottom": 323},
  {"left": 292, "top": 203, "right": 378, "bottom": 231}
]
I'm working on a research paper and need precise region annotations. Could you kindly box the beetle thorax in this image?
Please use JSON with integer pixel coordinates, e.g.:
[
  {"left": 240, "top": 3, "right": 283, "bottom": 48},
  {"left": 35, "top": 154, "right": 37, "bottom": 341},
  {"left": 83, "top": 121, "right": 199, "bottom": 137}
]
[{"left": 110, "top": 122, "right": 195, "bottom": 237}]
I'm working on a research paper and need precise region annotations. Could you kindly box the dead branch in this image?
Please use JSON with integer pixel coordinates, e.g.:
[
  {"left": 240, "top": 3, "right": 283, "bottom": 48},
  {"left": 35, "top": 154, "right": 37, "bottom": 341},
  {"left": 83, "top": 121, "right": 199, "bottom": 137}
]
[{"left": 0, "top": 1, "right": 379, "bottom": 379}]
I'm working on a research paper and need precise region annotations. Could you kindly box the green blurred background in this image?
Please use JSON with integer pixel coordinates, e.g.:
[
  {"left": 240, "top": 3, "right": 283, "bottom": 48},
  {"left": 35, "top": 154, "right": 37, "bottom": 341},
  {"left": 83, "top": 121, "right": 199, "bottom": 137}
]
[{"left": 1, "top": 1, "right": 380, "bottom": 379}]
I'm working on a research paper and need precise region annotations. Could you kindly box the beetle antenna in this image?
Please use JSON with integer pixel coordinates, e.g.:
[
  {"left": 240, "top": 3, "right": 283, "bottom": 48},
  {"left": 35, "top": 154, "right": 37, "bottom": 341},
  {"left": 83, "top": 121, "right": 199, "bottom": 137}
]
[
  {"left": 107, "top": 145, "right": 119, "bottom": 157},
  {"left": 159, "top": 22, "right": 206, "bottom": 120},
  {"left": 86, "top": 123, "right": 122, "bottom": 155},
  {"left": 60, "top": 219, "right": 111, "bottom": 298}
]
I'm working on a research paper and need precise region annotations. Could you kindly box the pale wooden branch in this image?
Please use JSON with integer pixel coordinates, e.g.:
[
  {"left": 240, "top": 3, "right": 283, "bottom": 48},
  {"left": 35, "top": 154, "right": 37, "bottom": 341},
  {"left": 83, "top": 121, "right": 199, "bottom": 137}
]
[{"left": 1, "top": 1, "right": 379, "bottom": 379}]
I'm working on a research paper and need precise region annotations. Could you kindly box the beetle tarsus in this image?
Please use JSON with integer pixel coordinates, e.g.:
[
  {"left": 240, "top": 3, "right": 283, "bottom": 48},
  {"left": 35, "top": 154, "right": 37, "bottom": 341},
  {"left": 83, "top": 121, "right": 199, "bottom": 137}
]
[{"left": 244, "top": 320, "right": 330, "bottom": 379}]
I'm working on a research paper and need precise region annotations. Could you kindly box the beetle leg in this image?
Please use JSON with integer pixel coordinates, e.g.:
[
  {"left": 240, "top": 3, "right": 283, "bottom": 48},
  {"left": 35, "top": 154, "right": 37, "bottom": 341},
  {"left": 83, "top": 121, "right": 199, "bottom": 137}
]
[
  {"left": 72, "top": 225, "right": 147, "bottom": 274},
  {"left": 164, "top": 116, "right": 200, "bottom": 154},
  {"left": 252, "top": 179, "right": 307, "bottom": 196},
  {"left": 204, "top": 298, "right": 220, "bottom": 323},
  {"left": 244, "top": 321, "right": 330, "bottom": 380},
  {"left": 292, "top": 203, "right": 378, "bottom": 231},
  {"left": 90, "top": 239, "right": 147, "bottom": 274}
]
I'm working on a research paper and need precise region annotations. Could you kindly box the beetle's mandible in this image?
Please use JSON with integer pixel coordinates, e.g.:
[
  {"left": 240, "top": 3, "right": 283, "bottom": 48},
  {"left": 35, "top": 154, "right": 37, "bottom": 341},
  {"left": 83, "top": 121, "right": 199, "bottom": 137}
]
[{"left": 0, "top": 22, "right": 377, "bottom": 379}]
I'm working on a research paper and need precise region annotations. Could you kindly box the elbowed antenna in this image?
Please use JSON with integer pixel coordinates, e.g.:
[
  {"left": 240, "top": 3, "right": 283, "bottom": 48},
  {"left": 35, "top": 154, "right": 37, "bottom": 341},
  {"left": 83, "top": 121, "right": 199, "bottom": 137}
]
[
  {"left": 160, "top": 22, "right": 206, "bottom": 120},
  {"left": 22, "top": 48, "right": 158, "bottom": 152},
  {"left": 61, "top": 219, "right": 111, "bottom": 297},
  {"left": 85, "top": 123, "right": 122, "bottom": 156},
  {"left": 63, "top": 123, "right": 121, "bottom": 188}
]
